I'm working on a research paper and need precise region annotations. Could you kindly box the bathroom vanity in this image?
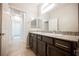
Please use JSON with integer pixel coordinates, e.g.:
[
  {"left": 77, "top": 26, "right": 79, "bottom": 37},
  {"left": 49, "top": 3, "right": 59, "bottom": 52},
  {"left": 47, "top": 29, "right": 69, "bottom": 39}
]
[{"left": 29, "top": 32, "right": 79, "bottom": 56}]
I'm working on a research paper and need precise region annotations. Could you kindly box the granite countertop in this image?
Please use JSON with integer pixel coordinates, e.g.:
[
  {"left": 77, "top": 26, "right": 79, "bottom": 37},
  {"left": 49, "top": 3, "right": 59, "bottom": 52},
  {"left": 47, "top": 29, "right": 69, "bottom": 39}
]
[{"left": 30, "top": 32, "right": 79, "bottom": 42}]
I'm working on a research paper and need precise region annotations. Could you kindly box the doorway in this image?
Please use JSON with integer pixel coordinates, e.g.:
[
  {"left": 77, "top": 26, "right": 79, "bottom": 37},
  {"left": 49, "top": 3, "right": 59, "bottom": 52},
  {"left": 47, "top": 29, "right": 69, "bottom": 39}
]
[
  {"left": 11, "top": 13, "right": 23, "bottom": 39},
  {"left": 7, "top": 9, "right": 26, "bottom": 55}
]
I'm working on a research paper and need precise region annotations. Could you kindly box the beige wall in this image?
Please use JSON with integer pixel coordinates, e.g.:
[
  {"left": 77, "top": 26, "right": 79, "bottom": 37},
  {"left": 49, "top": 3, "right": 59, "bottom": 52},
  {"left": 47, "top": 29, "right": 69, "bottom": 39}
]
[{"left": 49, "top": 3, "right": 78, "bottom": 32}]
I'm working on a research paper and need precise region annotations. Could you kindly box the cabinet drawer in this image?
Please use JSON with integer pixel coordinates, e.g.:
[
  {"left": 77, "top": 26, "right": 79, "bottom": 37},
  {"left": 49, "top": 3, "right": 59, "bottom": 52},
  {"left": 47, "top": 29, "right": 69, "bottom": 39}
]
[
  {"left": 30, "top": 33, "right": 36, "bottom": 36},
  {"left": 55, "top": 39, "right": 71, "bottom": 52},
  {"left": 42, "top": 36, "right": 53, "bottom": 44},
  {"left": 30, "top": 33, "right": 34, "bottom": 37},
  {"left": 37, "top": 35, "right": 41, "bottom": 40},
  {"left": 31, "top": 34, "right": 37, "bottom": 40},
  {"left": 47, "top": 44, "right": 70, "bottom": 56}
]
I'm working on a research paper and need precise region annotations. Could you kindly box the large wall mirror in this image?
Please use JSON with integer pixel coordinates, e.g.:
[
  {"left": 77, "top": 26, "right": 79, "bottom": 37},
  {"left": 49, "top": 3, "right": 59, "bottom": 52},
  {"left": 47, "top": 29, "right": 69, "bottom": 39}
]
[
  {"left": 31, "top": 18, "right": 42, "bottom": 29},
  {"left": 31, "top": 3, "right": 78, "bottom": 34},
  {"left": 40, "top": 3, "right": 79, "bottom": 33},
  {"left": 31, "top": 19, "right": 37, "bottom": 28}
]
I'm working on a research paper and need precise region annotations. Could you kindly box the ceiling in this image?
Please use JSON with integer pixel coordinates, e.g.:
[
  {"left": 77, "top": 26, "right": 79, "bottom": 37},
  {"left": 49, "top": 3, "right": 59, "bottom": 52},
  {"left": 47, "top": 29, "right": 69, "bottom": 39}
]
[{"left": 9, "top": 3, "right": 42, "bottom": 7}]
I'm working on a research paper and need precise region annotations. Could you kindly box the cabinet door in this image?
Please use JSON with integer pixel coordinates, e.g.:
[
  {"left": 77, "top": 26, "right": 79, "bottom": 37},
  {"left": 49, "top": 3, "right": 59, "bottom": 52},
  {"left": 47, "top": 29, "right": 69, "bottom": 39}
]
[
  {"left": 47, "top": 44, "right": 70, "bottom": 56},
  {"left": 32, "top": 39, "right": 37, "bottom": 54},
  {"left": 29, "top": 34, "right": 33, "bottom": 49},
  {"left": 42, "top": 36, "right": 53, "bottom": 44},
  {"left": 55, "top": 39, "right": 71, "bottom": 52},
  {"left": 37, "top": 40, "right": 46, "bottom": 56}
]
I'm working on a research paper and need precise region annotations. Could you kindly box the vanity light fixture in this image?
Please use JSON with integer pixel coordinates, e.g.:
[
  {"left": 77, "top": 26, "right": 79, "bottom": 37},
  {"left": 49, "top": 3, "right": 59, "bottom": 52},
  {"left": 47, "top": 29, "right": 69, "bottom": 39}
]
[
  {"left": 41, "top": 3, "right": 49, "bottom": 10},
  {"left": 41, "top": 3, "right": 56, "bottom": 14}
]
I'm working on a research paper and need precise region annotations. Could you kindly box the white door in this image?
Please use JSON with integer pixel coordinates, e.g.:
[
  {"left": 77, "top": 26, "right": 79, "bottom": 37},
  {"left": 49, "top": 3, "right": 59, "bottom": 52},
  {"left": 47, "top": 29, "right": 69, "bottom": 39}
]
[
  {"left": 1, "top": 5, "right": 11, "bottom": 55},
  {"left": 1, "top": 4, "right": 24, "bottom": 56}
]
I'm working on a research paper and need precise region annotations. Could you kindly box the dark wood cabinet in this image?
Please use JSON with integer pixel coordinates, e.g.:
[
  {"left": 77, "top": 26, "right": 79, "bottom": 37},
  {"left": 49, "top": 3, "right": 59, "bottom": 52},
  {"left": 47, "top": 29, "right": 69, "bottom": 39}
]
[
  {"left": 29, "top": 33, "right": 77, "bottom": 56},
  {"left": 47, "top": 44, "right": 70, "bottom": 56},
  {"left": 55, "top": 39, "right": 71, "bottom": 52},
  {"left": 29, "top": 33, "right": 33, "bottom": 49},
  {"left": 37, "top": 40, "right": 46, "bottom": 56},
  {"left": 42, "top": 36, "right": 53, "bottom": 44},
  {"left": 32, "top": 34, "right": 37, "bottom": 54},
  {"left": 29, "top": 33, "right": 37, "bottom": 54},
  {"left": 37, "top": 35, "right": 42, "bottom": 40}
]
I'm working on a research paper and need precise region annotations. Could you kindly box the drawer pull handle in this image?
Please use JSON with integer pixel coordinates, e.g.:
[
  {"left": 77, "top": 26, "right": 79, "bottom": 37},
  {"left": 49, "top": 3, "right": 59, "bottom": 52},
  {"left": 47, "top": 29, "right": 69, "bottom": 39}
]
[{"left": 56, "top": 43, "right": 69, "bottom": 48}]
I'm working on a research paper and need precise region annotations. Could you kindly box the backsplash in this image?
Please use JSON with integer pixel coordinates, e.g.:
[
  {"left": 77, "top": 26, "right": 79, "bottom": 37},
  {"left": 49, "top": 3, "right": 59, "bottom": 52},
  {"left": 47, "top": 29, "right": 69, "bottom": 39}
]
[
  {"left": 55, "top": 31, "right": 79, "bottom": 36},
  {"left": 30, "top": 30, "right": 79, "bottom": 36}
]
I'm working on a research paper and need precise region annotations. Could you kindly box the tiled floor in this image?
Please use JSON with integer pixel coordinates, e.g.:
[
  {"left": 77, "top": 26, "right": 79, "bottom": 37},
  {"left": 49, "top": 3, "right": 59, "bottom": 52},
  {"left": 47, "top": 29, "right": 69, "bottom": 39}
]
[{"left": 7, "top": 37, "right": 35, "bottom": 56}]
